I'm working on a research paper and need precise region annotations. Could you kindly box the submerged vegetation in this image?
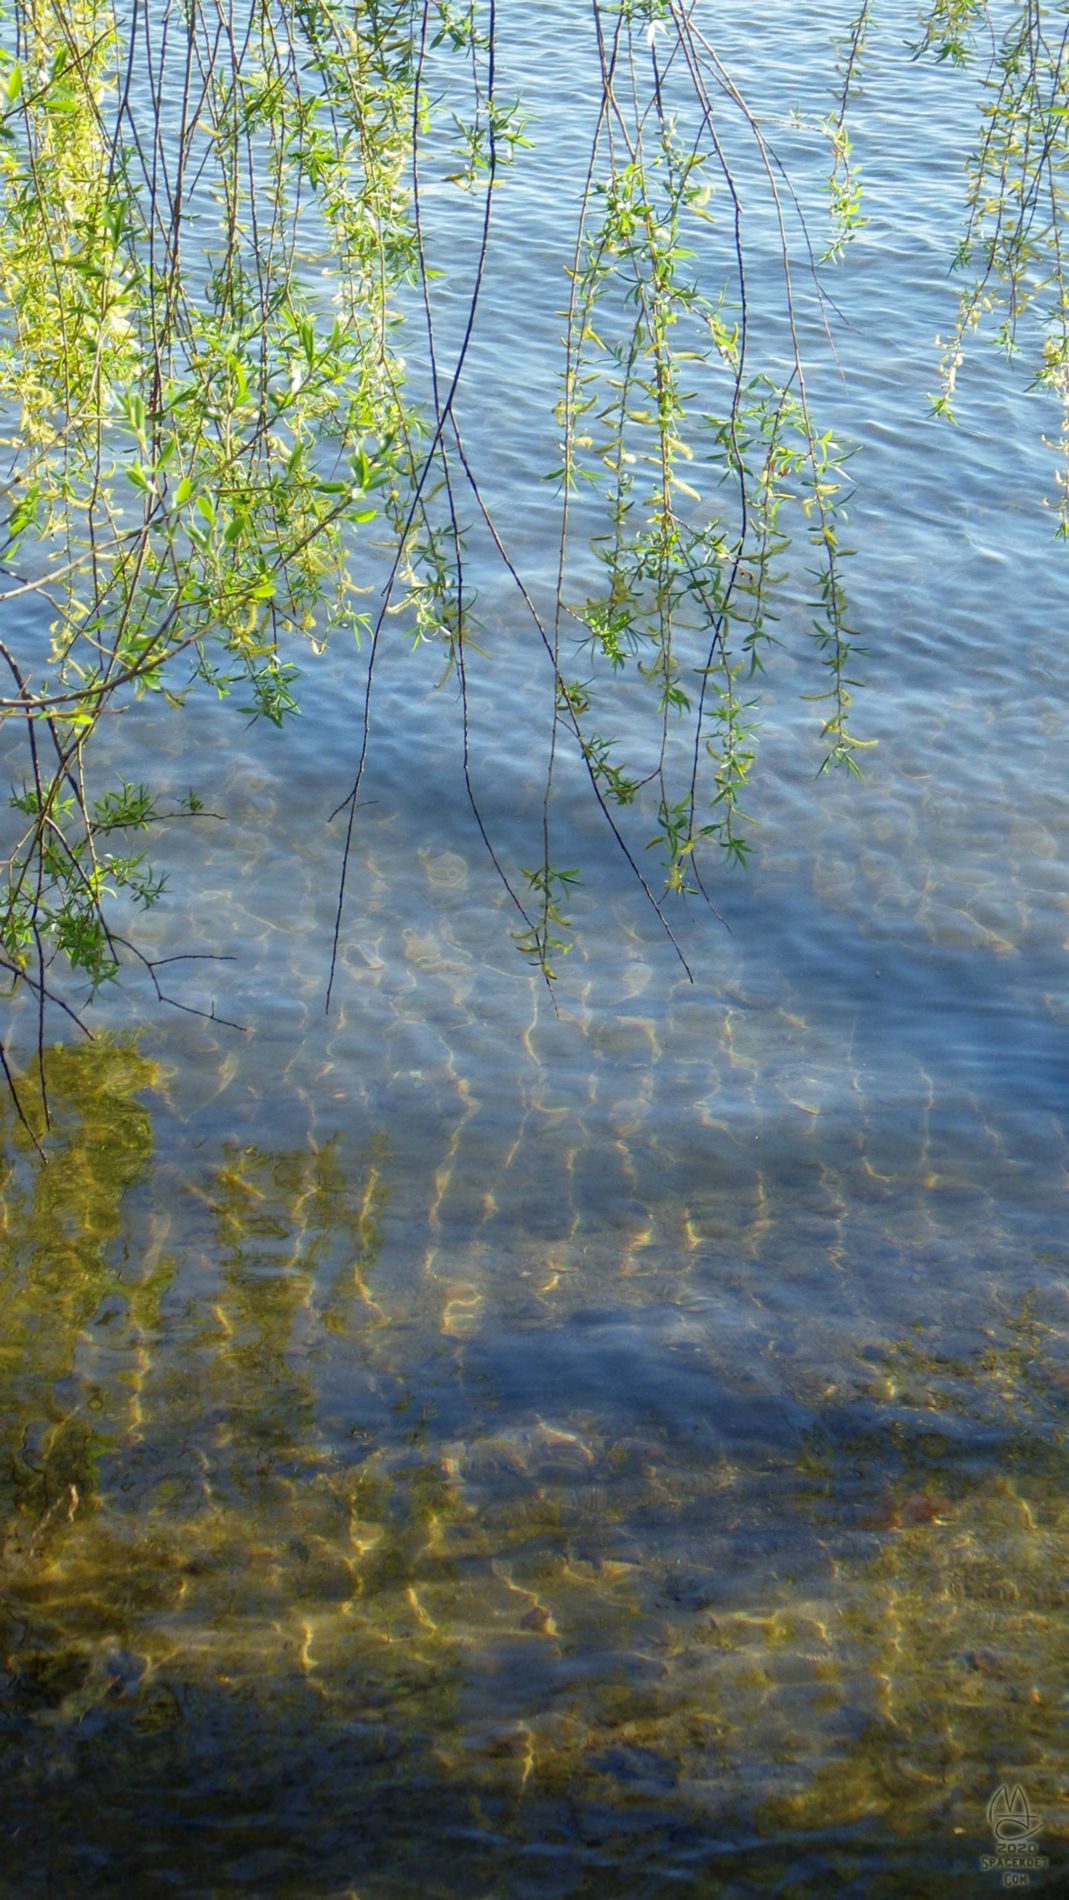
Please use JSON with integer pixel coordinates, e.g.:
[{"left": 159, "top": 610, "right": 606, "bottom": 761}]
[
  {"left": 2, "top": 1043, "right": 1068, "bottom": 1893},
  {"left": 0, "top": 0, "right": 1068, "bottom": 1102}
]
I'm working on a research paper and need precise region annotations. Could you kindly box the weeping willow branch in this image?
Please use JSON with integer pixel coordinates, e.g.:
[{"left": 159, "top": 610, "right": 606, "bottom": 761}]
[{"left": 0, "top": 0, "right": 1067, "bottom": 1116}]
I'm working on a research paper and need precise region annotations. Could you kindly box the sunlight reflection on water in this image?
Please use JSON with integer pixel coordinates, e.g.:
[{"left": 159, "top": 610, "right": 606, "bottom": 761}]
[{"left": 3, "top": 2, "right": 1069, "bottom": 1893}]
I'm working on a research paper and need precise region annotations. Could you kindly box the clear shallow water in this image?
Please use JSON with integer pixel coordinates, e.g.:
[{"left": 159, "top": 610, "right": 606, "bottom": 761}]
[{"left": 3, "top": 4, "right": 1069, "bottom": 1895}]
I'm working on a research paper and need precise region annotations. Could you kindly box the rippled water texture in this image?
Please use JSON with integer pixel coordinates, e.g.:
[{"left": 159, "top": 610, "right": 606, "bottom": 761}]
[{"left": 2, "top": 3, "right": 1069, "bottom": 1895}]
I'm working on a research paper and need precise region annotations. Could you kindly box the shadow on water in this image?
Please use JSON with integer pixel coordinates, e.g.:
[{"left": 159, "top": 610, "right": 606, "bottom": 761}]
[{"left": 1, "top": 1046, "right": 1067, "bottom": 1896}]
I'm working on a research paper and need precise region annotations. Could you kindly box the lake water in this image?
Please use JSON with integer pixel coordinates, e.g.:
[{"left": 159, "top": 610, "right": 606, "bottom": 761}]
[{"left": 2, "top": 4, "right": 1068, "bottom": 1895}]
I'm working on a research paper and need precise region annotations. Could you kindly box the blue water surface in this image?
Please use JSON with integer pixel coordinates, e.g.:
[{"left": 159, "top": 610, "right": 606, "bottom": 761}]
[{"left": 2, "top": 4, "right": 1068, "bottom": 1895}]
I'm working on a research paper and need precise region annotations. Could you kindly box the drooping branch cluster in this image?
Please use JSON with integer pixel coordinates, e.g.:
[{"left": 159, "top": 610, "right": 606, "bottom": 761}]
[
  {"left": 0, "top": 0, "right": 430, "bottom": 1122},
  {"left": 0, "top": 0, "right": 1067, "bottom": 1132}
]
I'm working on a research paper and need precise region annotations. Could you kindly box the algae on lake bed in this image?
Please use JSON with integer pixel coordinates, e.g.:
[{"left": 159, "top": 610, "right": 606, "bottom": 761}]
[{"left": 2, "top": 1047, "right": 1068, "bottom": 1895}]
